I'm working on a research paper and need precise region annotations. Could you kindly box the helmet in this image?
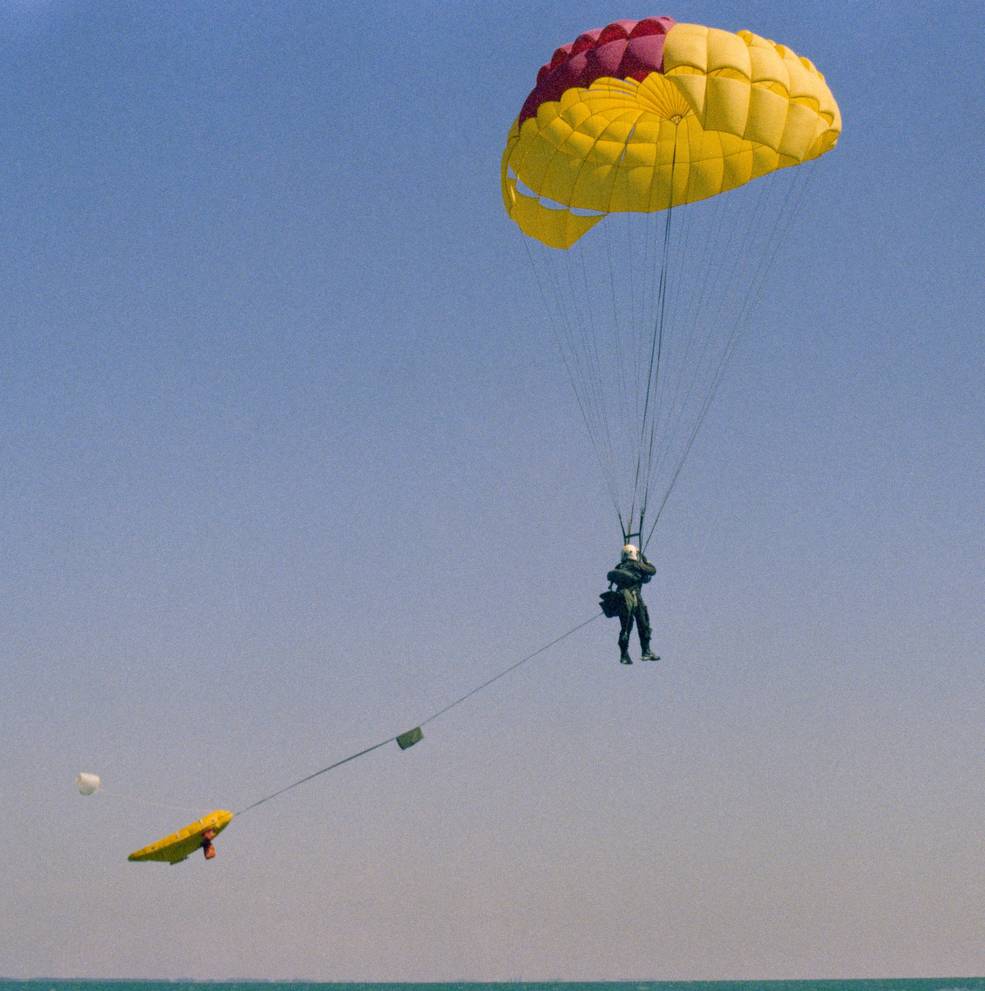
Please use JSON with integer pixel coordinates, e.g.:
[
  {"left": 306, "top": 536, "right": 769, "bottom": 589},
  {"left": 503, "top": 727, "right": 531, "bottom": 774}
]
[{"left": 621, "top": 544, "right": 639, "bottom": 562}]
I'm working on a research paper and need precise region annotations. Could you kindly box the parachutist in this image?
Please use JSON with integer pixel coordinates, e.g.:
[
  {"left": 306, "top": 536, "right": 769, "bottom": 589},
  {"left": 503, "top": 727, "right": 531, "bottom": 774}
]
[
  {"left": 606, "top": 544, "right": 659, "bottom": 665},
  {"left": 201, "top": 828, "right": 217, "bottom": 860},
  {"left": 504, "top": 18, "right": 840, "bottom": 583}
]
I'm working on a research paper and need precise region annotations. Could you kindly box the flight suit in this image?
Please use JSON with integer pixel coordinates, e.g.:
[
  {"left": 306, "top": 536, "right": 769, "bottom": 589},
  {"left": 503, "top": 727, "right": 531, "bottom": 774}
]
[{"left": 607, "top": 556, "right": 656, "bottom": 662}]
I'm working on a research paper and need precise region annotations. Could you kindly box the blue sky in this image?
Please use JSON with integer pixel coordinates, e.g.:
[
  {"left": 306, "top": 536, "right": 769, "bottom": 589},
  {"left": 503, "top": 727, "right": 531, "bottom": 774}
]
[{"left": 2, "top": 0, "right": 983, "bottom": 982}]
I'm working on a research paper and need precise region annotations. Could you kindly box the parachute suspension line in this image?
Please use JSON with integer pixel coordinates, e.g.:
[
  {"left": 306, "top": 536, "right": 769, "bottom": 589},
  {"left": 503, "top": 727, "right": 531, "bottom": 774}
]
[
  {"left": 517, "top": 147, "right": 820, "bottom": 556},
  {"left": 630, "top": 205, "right": 657, "bottom": 453},
  {"left": 633, "top": 212, "right": 653, "bottom": 433},
  {"left": 576, "top": 235, "right": 626, "bottom": 517},
  {"left": 601, "top": 208, "right": 634, "bottom": 509},
  {"left": 733, "top": 162, "right": 818, "bottom": 335},
  {"left": 555, "top": 151, "right": 623, "bottom": 506},
  {"left": 576, "top": 239, "right": 621, "bottom": 500},
  {"left": 642, "top": 163, "right": 819, "bottom": 551},
  {"left": 522, "top": 237, "right": 622, "bottom": 519},
  {"left": 642, "top": 174, "right": 787, "bottom": 549},
  {"left": 643, "top": 171, "right": 786, "bottom": 550},
  {"left": 635, "top": 127, "right": 680, "bottom": 540},
  {"left": 236, "top": 612, "right": 603, "bottom": 817},
  {"left": 556, "top": 209, "right": 625, "bottom": 516},
  {"left": 699, "top": 166, "right": 784, "bottom": 369},
  {"left": 634, "top": 207, "right": 672, "bottom": 535},
  {"left": 559, "top": 246, "right": 599, "bottom": 444},
  {"left": 638, "top": 191, "right": 675, "bottom": 531},
  {"left": 644, "top": 179, "right": 743, "bottom": 519},
  {"left": 647, "top": 175, "right": 715, "bottom": 510},
  {"left": 571, "top": 76, "right": 623, "bottom": 504},
  {"left": 604, "top": 94, "right": 637, "bottom": 471}
]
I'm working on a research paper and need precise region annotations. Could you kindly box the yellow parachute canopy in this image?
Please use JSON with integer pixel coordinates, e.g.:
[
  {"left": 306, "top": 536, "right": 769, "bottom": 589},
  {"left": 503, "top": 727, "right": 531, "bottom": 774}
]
[
  {"left": 128, "top": 809, "right": 233, "bottom": 865},
  {"left": 502, "top": 21, "right": 841, "bottom": 248}
]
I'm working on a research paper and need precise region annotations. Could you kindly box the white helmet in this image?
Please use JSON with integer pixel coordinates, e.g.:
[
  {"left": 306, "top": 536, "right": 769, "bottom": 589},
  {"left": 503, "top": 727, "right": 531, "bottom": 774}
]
[{"left": 621, "top": 543, "right": 639, "bottom": 562}]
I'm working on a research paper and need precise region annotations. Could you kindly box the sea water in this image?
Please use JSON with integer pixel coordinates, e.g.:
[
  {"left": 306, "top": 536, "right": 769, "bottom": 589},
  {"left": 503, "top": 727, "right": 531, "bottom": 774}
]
[{"left": 2, "top": 980, "right": 984, "bottom": 991}]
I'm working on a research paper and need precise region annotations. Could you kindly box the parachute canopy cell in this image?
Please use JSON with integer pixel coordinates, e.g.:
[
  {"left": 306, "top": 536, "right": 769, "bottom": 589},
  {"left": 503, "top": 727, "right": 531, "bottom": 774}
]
[
  {"left": 76, "top": 772, "right": 101, "bottom": 796},
  {"left": 501, "top": 16, "right": 842, "bottom": 248}
]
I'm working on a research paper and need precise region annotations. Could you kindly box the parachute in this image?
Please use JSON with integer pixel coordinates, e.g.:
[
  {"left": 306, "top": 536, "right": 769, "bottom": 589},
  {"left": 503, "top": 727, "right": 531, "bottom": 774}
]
[
  {"left": 502, "top": 16, "right": 841, "bottom": 546},
  {"left": 128, "top": 809, "right": 234, "bottom": 864},
  {"left": 76, "top": 772, "right": 101, "bottom": 795}
]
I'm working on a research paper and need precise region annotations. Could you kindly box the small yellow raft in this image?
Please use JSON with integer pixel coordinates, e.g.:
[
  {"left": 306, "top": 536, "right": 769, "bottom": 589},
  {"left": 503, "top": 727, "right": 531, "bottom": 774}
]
[{"left": 128, "top": 809, "right": 234, "bottom": 865}]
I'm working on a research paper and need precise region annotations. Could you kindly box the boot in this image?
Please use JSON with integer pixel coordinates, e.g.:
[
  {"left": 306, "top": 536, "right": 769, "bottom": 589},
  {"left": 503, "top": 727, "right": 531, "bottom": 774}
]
[
  {"left": 619, "top": 648, "right": 633, "bottom": 665},
  {"left": 640, "top": 642, "right": 659, "bottom": 661}
]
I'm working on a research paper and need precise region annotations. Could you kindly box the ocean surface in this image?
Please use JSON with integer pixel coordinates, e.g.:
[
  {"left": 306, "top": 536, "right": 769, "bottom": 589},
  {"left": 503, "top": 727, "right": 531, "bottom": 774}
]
[{"left": 2, "top": 981, "right": 984, "bottom": 991}]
